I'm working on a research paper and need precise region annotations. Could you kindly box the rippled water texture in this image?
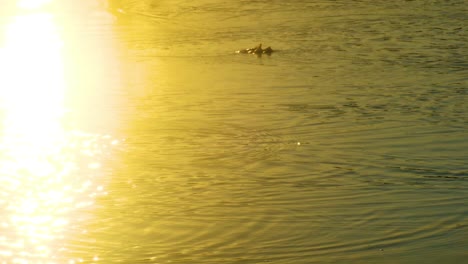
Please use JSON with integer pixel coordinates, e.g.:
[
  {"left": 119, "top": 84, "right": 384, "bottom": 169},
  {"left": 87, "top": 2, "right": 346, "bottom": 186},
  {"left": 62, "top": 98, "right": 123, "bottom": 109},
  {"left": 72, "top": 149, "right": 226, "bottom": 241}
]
[{"left": 0, "top": 0, "right": 467, "bottom": 263}]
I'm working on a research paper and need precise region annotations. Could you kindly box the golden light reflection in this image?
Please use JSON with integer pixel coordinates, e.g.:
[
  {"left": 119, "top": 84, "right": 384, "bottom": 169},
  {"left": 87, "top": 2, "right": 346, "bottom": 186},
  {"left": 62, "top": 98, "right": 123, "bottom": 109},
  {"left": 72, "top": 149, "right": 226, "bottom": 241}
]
[
  {"left": 17, "top": 0, "right": 52, "bottom": 10},
  {"left": 0, "top": 11, "right": 117, "bottom": 264}
]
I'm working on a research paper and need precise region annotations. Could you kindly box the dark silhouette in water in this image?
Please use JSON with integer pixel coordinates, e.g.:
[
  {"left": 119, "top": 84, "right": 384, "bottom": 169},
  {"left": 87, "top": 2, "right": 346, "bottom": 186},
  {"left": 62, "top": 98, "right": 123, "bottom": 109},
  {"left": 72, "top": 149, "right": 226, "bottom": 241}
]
[{"left": 236, "top": 44, "right": 274, "bottom": 55}]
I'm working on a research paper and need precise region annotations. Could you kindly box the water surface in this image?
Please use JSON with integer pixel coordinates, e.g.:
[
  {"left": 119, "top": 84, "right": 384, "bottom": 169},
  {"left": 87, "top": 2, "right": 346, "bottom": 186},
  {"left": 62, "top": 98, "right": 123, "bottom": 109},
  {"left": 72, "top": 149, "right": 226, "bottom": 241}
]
[{"left": 0, "top": 0, "right": 467, "bottom": 263}]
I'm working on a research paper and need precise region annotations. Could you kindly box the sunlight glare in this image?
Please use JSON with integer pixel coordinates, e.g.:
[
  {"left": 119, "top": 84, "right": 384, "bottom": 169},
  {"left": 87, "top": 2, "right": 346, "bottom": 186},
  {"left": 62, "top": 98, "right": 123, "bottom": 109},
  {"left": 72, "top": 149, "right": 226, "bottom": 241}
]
[
  {"left": 17, "top": 0, "right": 53, "bottom": 10},
  {"left": 0, "top": 11, "right": 115, "bottom": 263},
  {"left": 0, "top": 13, "right": 65, "bottom": 146}
]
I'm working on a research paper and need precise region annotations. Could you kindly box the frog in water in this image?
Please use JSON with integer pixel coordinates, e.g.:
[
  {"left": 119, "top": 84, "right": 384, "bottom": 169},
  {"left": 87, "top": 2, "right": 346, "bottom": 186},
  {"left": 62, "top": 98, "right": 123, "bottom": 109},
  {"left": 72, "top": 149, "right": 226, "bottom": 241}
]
[{"left": 236, "top": 44, "right": 274, "bottom": 55}]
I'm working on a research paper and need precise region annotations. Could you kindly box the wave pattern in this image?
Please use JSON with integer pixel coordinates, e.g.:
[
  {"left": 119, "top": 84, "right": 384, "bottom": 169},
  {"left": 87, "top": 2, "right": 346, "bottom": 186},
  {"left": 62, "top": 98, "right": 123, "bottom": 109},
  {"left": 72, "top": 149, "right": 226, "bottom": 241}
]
[{"left": 4, "top": 0, "right": 464, "bottom": 263}]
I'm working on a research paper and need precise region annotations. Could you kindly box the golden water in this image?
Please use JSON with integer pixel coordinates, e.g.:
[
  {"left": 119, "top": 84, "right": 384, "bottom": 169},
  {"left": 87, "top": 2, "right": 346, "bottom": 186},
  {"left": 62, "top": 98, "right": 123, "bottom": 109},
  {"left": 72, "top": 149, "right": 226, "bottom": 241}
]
[{"left": 0, "top": 0, "right": 467, "bottom": 263}]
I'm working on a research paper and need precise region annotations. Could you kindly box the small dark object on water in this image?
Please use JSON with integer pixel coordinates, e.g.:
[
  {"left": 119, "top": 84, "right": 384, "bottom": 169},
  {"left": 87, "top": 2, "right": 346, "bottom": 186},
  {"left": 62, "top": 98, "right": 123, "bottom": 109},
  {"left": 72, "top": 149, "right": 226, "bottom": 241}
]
[{"left": 236, "top": 44, "right": 274, "bottom": 55}]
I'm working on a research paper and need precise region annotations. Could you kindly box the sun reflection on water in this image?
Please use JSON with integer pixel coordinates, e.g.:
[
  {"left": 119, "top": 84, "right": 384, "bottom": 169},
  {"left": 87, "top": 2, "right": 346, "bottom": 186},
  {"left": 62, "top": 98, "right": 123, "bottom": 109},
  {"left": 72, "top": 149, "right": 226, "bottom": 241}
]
[
  {"left": 0, "top": 9, "right": 117, "bottom": 264},
  {"left": 17, "top": 0, "right": 52, "bottom": 10}
]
